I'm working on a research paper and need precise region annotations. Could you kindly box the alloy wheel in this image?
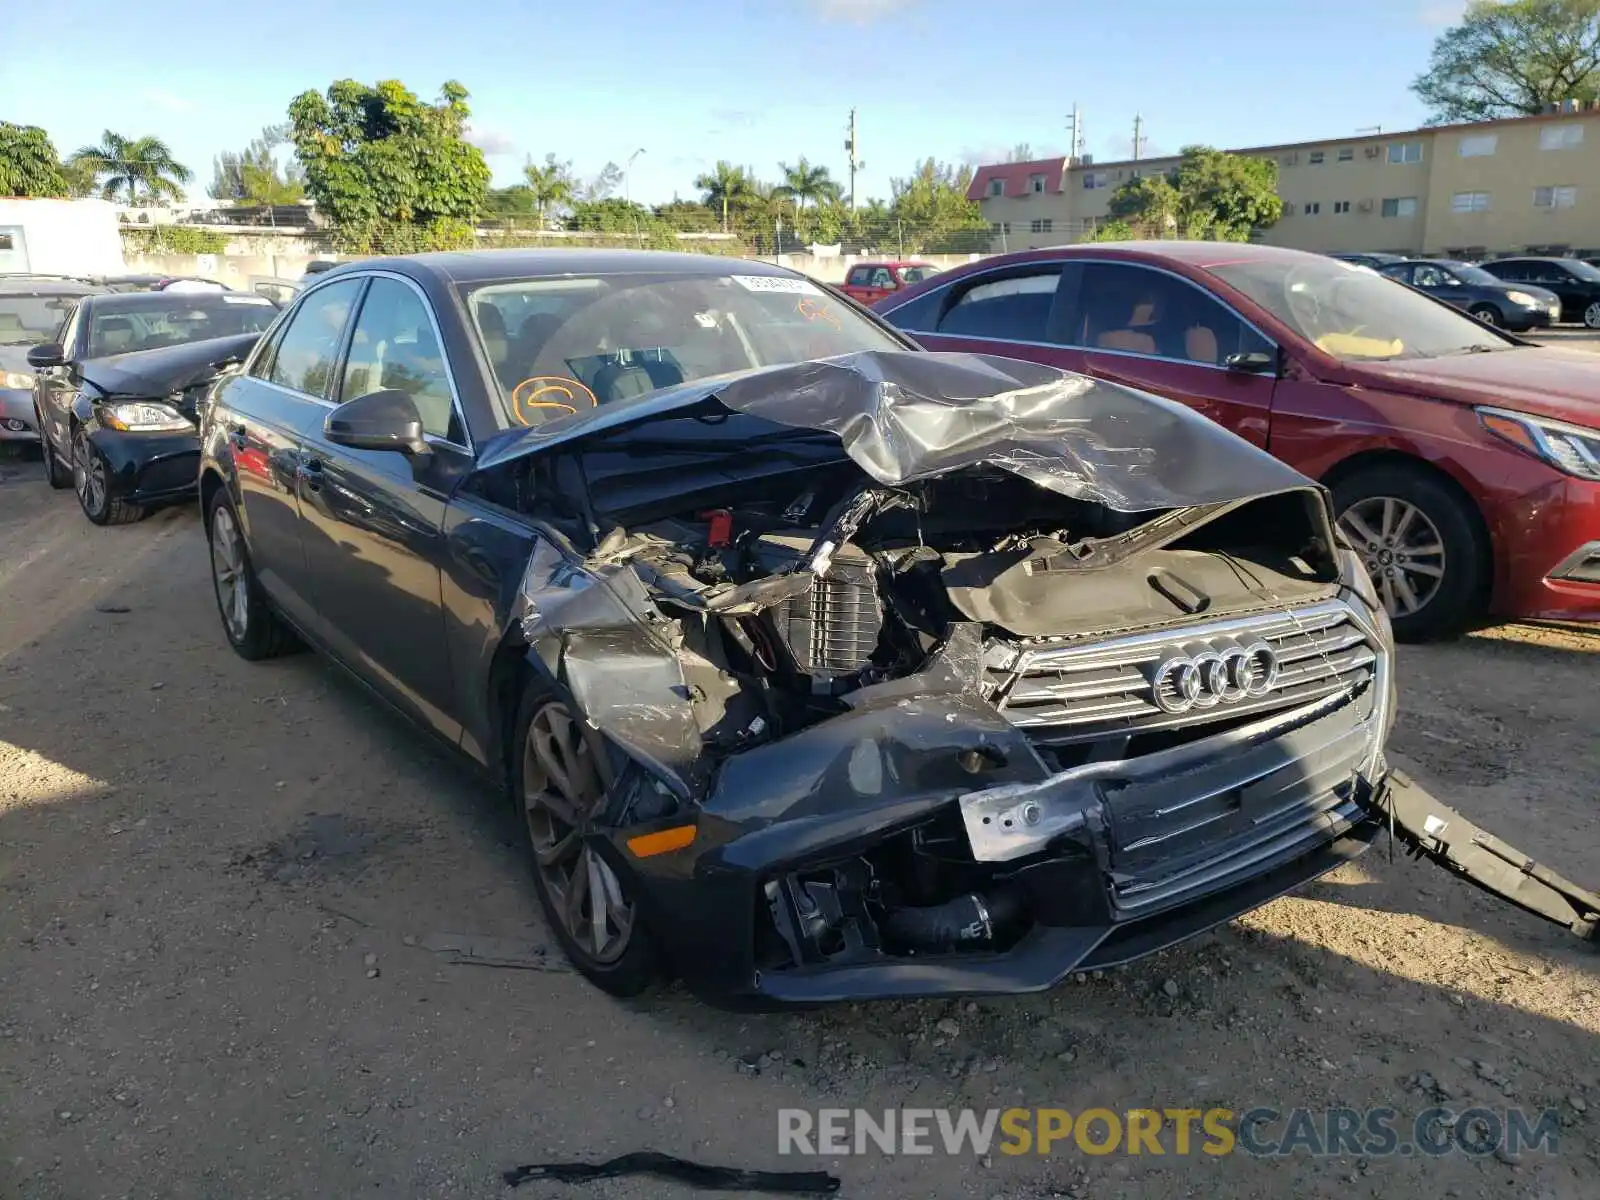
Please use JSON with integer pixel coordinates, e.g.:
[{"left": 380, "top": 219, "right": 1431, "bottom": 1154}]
[
  {"left": 1338, "top": 496, "right": 1447, "bottom": 619},
  {"left": 210, "top": 505, "right": 250, "bottom": 643},
  {"left": 522, "top": 701, "right": 633, "bottom": 964},
  {"left": 72, "top": 430, "right": 105, "bottom": 516},
  {"left": 1473, "top": 307, "right": 1500, "bottom": 326},
  {"left": 1585, "top": 301, "right": 1600, "bottom": 329}
]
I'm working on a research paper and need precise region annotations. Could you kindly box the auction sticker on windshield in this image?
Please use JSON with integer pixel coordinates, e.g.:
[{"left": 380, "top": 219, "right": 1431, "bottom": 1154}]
[{"left": 733, "top": 275, "right": 822, "bottom": 295}]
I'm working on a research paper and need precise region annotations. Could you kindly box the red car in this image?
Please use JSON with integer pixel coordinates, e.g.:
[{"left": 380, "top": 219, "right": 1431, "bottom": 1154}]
[
  {"left": 874, "top": 242, "right": 1600, "bottom": 640},
  {"left": 838, "top": 260, "right": 940, "bottom": 305}
]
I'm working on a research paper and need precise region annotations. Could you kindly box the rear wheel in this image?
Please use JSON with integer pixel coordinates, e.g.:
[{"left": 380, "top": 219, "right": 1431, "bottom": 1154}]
[
  {"left": 72, "top": 425, "right": 143, "bottom": 525},
  {"left": 207, "top": 489, "right": 298, "bottom": 660},
  {"left": 1333, "top": 464, "right": 1488, "bottom": 642},
  {"left": 1585, "top": 301, "right": 1600, "bottom": 330},
  {"left": 513, "top": 691, "right": 658, "bottom": 996}
]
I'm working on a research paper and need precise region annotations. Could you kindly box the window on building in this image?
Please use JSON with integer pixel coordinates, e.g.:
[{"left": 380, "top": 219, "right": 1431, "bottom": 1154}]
[
  {"left": 1337, "top": 147, "right": 1354, "bottom": 162},
  {"left": 1381, "top": 197, "right": 1419, "bottom": 218},
  {"left": 1308, "top": 150, "right": 1325, "bottom": 165},
  {"left": 1451, "top": 191, "right": 1491, "bottom": 213},
  {"left": 987, "top": 221, "right": 1011, "bottom": 235},
  {"left": 1387, "top": 142, "right": 1424, "bottom": 164},
  {"left": 1026, "top": 218, "right": 1053, "bottom": 234},
  {"left": 1029, "top": 173, "right": 1046, "bottom": 194},
  {"left": 1333, "top": 200, "right": 1351, "bottom": 214},
  {"left": 1533, "top": 185, "right": 1578, "bottom": 209},
  {"left": 1458, "top": 134, "right": 1497, "bottom": 157},
  {"left": 1304, "top": 202, "right": 1321, "bottom": 215},
  {"left": 1083, "top": 172, "right": 1108, "bottom": 190},
  {"left": 987, "top": 177, "right": 1005, "bottom": 198},
  {"left": 1539, "top": 124, "right": 1584, "bottom": 151}
]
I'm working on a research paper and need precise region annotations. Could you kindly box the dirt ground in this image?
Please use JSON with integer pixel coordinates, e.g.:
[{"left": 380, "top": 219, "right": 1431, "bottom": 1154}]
[{"left": 1, "top": 439, "right": 1597, "bottom": 1199}]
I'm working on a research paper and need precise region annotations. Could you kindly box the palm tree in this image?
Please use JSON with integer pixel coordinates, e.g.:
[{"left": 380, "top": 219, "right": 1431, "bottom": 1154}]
[
  {"left": 774, "top": 157, "right": 842, "bottom": 212},
  {"left": 523, "top": 154, "right": 576, "bottom": 227},
  {"left": 69, "top": 131, "right": 192, "bottom": 205},
  {"left": 694, "top": 160, "right": 754, "bottom": 231}
]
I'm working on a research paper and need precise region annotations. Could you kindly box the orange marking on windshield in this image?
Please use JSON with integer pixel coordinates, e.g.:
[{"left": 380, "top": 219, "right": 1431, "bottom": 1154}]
[
  {"left": 511, "top": 376, "right": 598, "bottom": 425},
  {"left": 797, "top": 297, "right": 842, "bottom": 330}
]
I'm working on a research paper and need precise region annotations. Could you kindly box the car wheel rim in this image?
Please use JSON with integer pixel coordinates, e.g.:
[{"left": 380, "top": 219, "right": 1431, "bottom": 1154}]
[
  {"left": 1338, "top": 496, "right": 1447, "bottom": 620},
  {"left": 1474, "top": 309, "right": 1498, "bottom": 326},
  {"left": 522, "top": 701, "right": 632, "bottom": 964},
  {"left": 1586, "top": 302, "right": 1600, "bottom": 328},
  {"left": 210, "top": 506, "right": 250, "bottom": 642},
  {"left": 73, "top": 432, "right": 104, "bottom": 514}
]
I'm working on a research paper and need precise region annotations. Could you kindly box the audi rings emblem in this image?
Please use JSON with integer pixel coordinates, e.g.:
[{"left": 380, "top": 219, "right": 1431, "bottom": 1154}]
[{"left": 1149, "top": 641, "right": 1279, "bottom": 714}]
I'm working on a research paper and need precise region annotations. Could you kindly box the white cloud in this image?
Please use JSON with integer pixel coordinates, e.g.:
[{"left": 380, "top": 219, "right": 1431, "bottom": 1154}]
[
  {"left": 810, "top": 0, "right": 915, "bottom": 25},
  {"left": 466, "top": 126, "right": 518, "bottom": 156},
  {"left": 141, "top": 89, "right": 191, "bottom": 114},
  {"left": 1419, "top": 0, "right": 1467, "bottom": 27}
]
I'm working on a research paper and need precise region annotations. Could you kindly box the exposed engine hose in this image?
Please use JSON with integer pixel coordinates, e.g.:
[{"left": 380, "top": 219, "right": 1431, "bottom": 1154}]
[{"left": 882, "top": 886, "right": 1026, "bottom": 952}]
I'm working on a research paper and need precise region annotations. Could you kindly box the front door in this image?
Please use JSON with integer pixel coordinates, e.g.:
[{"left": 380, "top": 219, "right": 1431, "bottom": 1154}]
[
  {"left": 1053, "top": 261, "right": 1279, "bottom": 449},
  {"left": 295, "top": 274, "right": 470, "bottom": 743},
  {"left": 1410, "top": 263, "right": 1472, "bottom": 312}
]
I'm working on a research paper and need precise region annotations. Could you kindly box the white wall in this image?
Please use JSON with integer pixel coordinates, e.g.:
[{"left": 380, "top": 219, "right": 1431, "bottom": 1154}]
[{"left": 0, "top": 198, "right": 126, "bottom": 276}]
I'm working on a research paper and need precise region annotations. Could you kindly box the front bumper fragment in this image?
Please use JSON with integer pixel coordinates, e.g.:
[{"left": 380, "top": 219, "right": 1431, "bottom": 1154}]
[{"left": 86, "top": 424, "right": 200, "bottom": 503}]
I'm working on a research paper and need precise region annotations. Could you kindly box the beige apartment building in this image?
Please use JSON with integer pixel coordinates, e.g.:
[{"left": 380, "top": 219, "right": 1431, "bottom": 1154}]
[{"left": 969, "top": 105, "right": 1600, "bottom": 258}]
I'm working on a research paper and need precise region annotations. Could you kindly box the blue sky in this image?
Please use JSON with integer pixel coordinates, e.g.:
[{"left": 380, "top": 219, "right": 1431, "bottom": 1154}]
[{"left": 5, "top": 0, "right": 1466, "bottom": 204}]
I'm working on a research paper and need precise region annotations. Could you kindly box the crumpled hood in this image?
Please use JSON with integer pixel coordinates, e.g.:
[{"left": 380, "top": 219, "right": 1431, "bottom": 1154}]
[
  {"left": 476, "top": 350, "right": 1316, "bottom": 512},
  {"left": 77, "top": 331, "right": 263, "bottom": 399}
]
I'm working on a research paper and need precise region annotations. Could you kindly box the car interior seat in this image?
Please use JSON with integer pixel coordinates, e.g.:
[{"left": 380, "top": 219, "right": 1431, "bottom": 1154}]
[
  {"left": 591, "top": 360, "right": 660, "bottom": 404},
  {"left": 509, "top": 313, "right": 565, "bottom": 382},
  {"left": 1093, "top": 296, "right": 1158, "bottom": 355},
  {"left": 94, "top": 317, "right": 137, "bottom": 355}
]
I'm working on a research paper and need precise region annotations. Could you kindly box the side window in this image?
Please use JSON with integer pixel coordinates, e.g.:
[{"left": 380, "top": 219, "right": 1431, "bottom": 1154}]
[
  {"left": 1492, "top": 262, "right": 1525, "bottom": 282},
  {"left": 339, "top": 277, "right": 460, "bottom": 443},
  {"left": 845, "top": 266, "right": 870, "bottom": 287},
  {"left": 1071, "top": 263, "right": 1266, "bottom": 366},
  {"left": 936, "top": 269, "right": 1062, "bottom": 341},
  {"left": 267, "top": 279, "right": 363, "bottom": 397},
  {"left": 869, "top": 267, "right": 894, "bottom": 288},
  {"left": 56, "top": 303, "right": 81, "bottom": 351},
  {"left": 1413, "top": 265, "right": 1447, "bottom": 287},
  {"left": 247, "top": 311, "right": 293, "bottom": 380},
  {"left": 881, "top": 283, "right": 950, "bottom": 332}
]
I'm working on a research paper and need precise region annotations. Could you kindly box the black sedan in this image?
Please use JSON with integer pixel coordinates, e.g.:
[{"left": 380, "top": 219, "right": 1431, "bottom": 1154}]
[
  {"left": 199, "top": 250, "right": 1395, "bottom": 1006},
  {"left": 1479, "top": 256, "right": 1600, "bottom": 328},
  {"left": 1377, "top": 259, "right": 1561, "bottom": 331},
  {"left": 30, "top": 289, "right": 278, "bottom": 523}
]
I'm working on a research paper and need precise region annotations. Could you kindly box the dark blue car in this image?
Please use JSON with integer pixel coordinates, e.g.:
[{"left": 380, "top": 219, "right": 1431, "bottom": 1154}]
[{"left": 1380, "top": 259, "right": 1561, "bottom": 332}]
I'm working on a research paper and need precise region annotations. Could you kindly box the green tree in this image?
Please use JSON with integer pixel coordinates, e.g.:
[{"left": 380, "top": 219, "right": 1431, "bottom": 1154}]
[
  {"left": 775, "top": 157, "right": 843, "bottom": 210},
  {"left": 1004, "top": 143, "right": 1036, "bottom": 162},
  {"left": 695, "top": 160, "right": 756, "bottom": 230},
  {"left": 69, "top": 131, "right": 192, "bottom": 205},
  {"left": 523, "top": 154, "right": 577, "bottom": 225},
  {"left": 0, "top": 122, "right": 70, "bottom": 197},
  {"left": 888, "top": 158, "right": 989, "bottom": 252},
  {"left": 1103, "top": 146, "right": 1281, "bottom": 241},
  {"left": 1414, "top": 0, "right": 1600, "bottom": 122},
  {"left": 60, "top": 158, "right": 99, "bottom": 198},
  {"left": 567, "top": 198, "right": 679, "bottom": 249},
  {"left": 581, "top": 162, "right": 624, "bottom": 203},
  {"left": 209, "top": 124, "right": 305, "bottom": 206},
  {"left": 287, "top": 78, "right": 491, "bottom": 252},
  {"left": 484, "top": 185, "right": 538, "bottom": 218}
]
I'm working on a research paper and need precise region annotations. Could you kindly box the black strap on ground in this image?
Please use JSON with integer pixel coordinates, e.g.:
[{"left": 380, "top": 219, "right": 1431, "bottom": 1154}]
[{"left": 503, "top": 1150, "right": 842, "bottom": 1194}]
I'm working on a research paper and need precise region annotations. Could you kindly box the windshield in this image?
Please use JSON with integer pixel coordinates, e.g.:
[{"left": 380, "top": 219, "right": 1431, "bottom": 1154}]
[
  {"left": 1208, "top": 256, "right": 1517, "bottom": 361},
  {"left": 0, "top": 292, "right": 89, "bottom": 346},
  {"left": 86, "top": 294, "right": 278, "bottom": 357},
  {"left": 461, "top": 271, "right": 905, "bottom": 428},
  {"left": 1563, "top": 259, "right": 1600, "bottom": 282}
]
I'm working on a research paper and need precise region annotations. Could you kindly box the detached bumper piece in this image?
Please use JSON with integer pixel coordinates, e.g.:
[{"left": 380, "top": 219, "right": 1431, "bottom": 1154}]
[{"left": 1378, "top": 770, "right": 1599, "bottom": 943}]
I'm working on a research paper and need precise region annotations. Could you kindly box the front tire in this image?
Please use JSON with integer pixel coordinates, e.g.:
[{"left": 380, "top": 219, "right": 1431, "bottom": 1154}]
[
  {"left": 1585, "top": 301, "right": 1600, "bottom": 330},
  {"left": 72, "top": 426, "right": 143, "bottom": 525},
  {"left": 1469, "top": 304, "right": 1501, "bottom": 327},
  {"left": 206, "top": 489, "right": 298, "bottom": 660},
  {"left": 1333, "top": 464, "right": 1489, "bottom": 642},
  {"left": 512, "top": 689, "right": 659, "bottom": 997}
]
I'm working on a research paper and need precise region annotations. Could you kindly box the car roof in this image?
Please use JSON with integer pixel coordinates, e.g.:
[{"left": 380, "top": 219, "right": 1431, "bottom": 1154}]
[
  {"left": 0, "top": 278, "right": 105, "bottom": 296},
  {"left": 83, "top": 290, "right": 263, "bottom": 310},
  {"left": 314, "top": 248, "right": 808, "bottom": 287},
  {"left": 979, "top": 240, "right": 1331, "bottom": 271}
]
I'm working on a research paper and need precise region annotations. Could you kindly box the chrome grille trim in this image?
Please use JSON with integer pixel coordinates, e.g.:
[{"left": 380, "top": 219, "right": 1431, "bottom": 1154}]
[{"left": 984, "top": 599, "right": 1376, "bottom": 742}]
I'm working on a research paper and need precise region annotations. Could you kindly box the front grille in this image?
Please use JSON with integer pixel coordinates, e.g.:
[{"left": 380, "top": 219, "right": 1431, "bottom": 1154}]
[{"left": 982, "top": 600, "right": 1375, "bottom": 747}]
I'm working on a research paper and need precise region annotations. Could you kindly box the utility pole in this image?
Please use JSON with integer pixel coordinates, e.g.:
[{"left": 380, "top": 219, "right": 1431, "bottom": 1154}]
[
  {"left": 1067, "top": 104, "right": 1083, "bottom": 165},
  {"left": 1132, "top": 114, "right": 1146, "bottom": 162},
  {"left": 844, "top": 108, "right": 864, "bottom": 210}
]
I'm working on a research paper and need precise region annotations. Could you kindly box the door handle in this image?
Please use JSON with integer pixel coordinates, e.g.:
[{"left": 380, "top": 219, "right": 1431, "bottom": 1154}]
[
  {"left": 298, "top": 456, "right": 324, "bottom": 492},
  {"left": 228, "top": 424, "right": 248, "bottom": 449}
]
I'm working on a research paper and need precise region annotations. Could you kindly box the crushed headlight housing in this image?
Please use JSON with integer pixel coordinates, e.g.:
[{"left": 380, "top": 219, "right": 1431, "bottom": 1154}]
[
  {"left": 1, "top": 370, "right": 34, "bottom": 389},
  {"left": 98, "top": 401, "right": 192, "bottom": 433},
  {"left": 1478, "top": 406, "right": 1600, "bottom": 482}
]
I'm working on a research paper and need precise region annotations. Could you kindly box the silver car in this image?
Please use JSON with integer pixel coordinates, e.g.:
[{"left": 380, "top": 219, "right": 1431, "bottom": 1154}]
[{"left": 0, "top": 277, "right": 106, "bottom": 446}]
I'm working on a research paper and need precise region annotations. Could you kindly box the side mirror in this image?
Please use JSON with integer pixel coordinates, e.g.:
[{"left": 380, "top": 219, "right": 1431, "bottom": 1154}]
[
  {"left": 27, "top": 342, "right": 65, "bottom": 369},
  {"left": 325, "top": 389, "right": 431, "bottom": 456},
  {"left": 1224, "top": 350, "right": 1277, "bottom": 375}
]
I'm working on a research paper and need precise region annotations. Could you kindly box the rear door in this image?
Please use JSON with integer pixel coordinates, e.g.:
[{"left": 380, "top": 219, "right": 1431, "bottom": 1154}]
[
  {"left": 840, "top": 265, "right": 874, "bottom": 302},
  {"left": 224, "top": 277, "right": 365, "bottom": 632},
  {"left": 1053, "top": 260, "right": 1280, "bottom": 448}
]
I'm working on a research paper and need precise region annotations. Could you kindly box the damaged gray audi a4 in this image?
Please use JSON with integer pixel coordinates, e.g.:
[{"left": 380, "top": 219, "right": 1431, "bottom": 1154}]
[{"left": 199, "top": 250, "right": 1400, "bottom": 1007}]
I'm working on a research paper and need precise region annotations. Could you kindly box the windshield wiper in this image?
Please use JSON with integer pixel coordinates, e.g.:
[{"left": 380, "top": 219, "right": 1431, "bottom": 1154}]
[{"left": 1435, "top": 343, "right": 1501, "bottom": 357}]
